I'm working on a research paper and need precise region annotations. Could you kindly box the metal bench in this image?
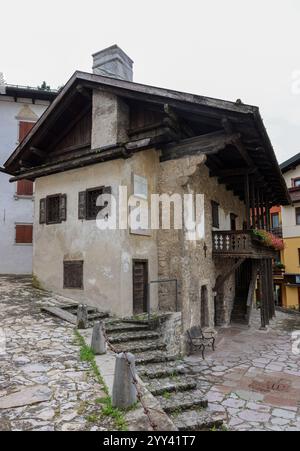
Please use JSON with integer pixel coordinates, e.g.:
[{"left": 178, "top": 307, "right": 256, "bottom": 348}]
[{"left": 187, "top": 326, "right": 216, "bottom": 359}]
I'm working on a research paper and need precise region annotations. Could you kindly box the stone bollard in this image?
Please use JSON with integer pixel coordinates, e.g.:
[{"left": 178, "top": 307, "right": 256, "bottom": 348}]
[
  {"left": 91, "top": 322, "right": 106, "bottom": 355},
  {"left": 112, "top": 353, "right": 137, "bottom": 409},
  {"left": 77, "top": 304, "right": 88, "bottom": 329}
]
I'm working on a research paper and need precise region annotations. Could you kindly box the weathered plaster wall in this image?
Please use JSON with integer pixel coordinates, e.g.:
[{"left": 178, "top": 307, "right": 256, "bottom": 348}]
[
  {"left": 33, "top": 149, "right": 159, "bottom": 317},
  {"left": 0, "top": 97, "right": 49, "bottom": 274},
  {"left": 157, "top": 155, "right": 246, "bottom": 332}
]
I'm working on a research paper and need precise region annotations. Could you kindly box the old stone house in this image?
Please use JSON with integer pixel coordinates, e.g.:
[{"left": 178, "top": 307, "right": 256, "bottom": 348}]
[{"left": 2, "top": 45, "right": 290, "bottom": 333}]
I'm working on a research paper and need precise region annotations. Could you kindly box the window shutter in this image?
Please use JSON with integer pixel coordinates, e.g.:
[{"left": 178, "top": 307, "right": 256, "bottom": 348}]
[
  {"left": 16, "top": 225, "right": 33, "bottom": 244},
  {"left": 78, "top": 191, "right": 87, "bottom": 219},
  {"left": 17, "top": 179, "right": 34, "bottom": 196},
  {"left": 40, "top": 198, "right": 46, "bottom": 224},
  {"left": 59, "top": 194, "right": 67, "bottom": 222}
]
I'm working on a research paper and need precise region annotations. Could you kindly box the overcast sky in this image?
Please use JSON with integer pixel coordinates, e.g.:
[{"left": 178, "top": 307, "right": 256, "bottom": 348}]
[{"left": 1, "top": 0, "right": 300, "bottom": 163}]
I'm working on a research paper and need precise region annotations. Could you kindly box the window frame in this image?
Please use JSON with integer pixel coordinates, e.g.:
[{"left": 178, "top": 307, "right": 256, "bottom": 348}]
[
  {"left": 63, "top": 260, "right": 84, "bottom": 290},
  {"left": 85, "top": 186, "right": 105, "bottom": 221},
  {"left": 292, "top": 177, "right": 300, "bottom": 188},
  {"left": 46, "top": 194, "right": 62, "bottom": 225}
]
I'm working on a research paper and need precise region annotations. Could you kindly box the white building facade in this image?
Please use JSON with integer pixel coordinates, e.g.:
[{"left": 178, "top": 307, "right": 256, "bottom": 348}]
[{"left": 0, "top": 77, "right": 56, "bottom": 274}]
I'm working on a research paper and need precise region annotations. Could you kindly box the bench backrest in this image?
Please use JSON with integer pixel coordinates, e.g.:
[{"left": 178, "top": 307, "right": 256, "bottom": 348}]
[{"left": 188, "top": 325, "right": 202, "bottom": 341}]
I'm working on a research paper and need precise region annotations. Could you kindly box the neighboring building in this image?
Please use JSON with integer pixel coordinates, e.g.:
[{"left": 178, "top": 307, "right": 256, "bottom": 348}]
[
  {"left": 273, "top": 153, "right": 300, "bottom": 309},
  {"left": 0, "top": 77, "right": 56, "bottom": 274},
  {"left": 2, "top": 45, "right": 290, "bottom": 334}
]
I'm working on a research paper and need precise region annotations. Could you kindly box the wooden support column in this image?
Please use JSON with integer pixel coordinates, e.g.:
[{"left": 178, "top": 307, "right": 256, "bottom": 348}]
[
  {"left": 256, "top": 189, "right": 262, "bottom": 229},
  {"left": 268, "top": 259, "right": 275, "bottom": 319},
  {"left": 261, "top": 192, "right": 266, "bottom": 230},
  {"left": 266, "top": 200, "right": 271, "bottom": 232},
  {"left": 244, "top": 174, "right": 251, "bottom": 229},
  {"left": 250, "top": 176, "right": 256, "bottom": 228},
  {"left": 246, "top": 261, "right": 258, "bottom": 325},
  {"left": 259, "top": 260, "right": 266, "bottom": 329}
]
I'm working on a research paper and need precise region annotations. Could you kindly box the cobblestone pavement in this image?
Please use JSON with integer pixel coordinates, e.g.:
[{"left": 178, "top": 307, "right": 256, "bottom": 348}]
[
  {"left": 183, "top": 311, "right": 300, "bottom": 431},
  {"left": 0, "top": 276, "right": 115, "bottom": 431}
]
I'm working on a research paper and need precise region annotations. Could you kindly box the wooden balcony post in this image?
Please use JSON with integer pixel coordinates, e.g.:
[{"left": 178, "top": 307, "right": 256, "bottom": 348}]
[{"left": 244, "top": 173, "right": 251, "bottom": 229}]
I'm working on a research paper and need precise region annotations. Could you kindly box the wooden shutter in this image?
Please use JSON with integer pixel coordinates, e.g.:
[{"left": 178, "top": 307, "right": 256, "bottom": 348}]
[
  {"left": 19, "top": 121, "right": 35, "bottom": 141},
  {"left": 15, "top": 225, "right": 33, "bottom": 244},
  {"left": 78, "top": 191, "right": 87, "bottom": 219},
  {"left": 64, "top": 261, "right": 84, "bottom": 289},
  {"left": 40, "top": 198, "right": 46, "bottom": 224},
  {"left": 17, "top": 179, "right": 34, "bottom": 196},
  {"left": 59, "top": 194, "right": 67, "bottom": 222}
]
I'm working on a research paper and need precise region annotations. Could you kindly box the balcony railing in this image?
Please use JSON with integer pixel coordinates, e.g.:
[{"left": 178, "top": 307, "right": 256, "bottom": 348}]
[
  {"left": 212, "top": 231, "right": 277, "bottom": 259},
  {"left": 271, "top": 227, "right": 283, "bottom": 238}
]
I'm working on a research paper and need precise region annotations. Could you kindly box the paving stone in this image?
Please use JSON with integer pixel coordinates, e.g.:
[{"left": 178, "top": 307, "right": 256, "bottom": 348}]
[
  {"left": 238, "top": 409, "right": 271, "bottom": 423},
  {"left": 0, "top": 386, "right": 52, "bottom": 409},
  {"left": 272, "top": 409, "right": 296, "bottom": 420}
]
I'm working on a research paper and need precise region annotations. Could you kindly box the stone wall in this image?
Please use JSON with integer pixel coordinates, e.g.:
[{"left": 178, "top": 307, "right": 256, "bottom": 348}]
[
  {"left": 161, "top": 312, "right": 183, "bottom": 356},
  {"left": 157, "top": 155, "right": 246, "bottom": 333}
]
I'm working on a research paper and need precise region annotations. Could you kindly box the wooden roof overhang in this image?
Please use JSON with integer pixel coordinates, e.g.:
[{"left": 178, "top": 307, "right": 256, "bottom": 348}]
[{"left": 2, "top": 71, "right": 291, "bottom": 207}]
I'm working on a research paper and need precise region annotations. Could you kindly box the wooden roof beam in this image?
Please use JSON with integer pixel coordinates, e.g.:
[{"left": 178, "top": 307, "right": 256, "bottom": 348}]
[{"left": 160, "top": 130, "right": 241, "bottom": 162}]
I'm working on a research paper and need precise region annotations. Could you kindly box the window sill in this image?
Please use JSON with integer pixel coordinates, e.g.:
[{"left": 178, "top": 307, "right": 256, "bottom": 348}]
[
  {"left": 14, "top": 195, "right": 34, "bottom": 201},
  {"left": 14, "top": 243, "right": 33, "bottom": 246}
]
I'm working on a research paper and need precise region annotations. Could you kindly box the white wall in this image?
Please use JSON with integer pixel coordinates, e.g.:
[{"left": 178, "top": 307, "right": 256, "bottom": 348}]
[
  {"left": 0, "top": 96, "right": 49, "bottom": 274},
  {"left": 282, "top": 165, "right": 300, "bottom": 239}
]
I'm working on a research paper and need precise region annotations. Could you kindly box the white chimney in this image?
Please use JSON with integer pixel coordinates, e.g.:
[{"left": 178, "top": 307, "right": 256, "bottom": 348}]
[{"left": 92, "top": 45, "right": 133, "bottom": 82}]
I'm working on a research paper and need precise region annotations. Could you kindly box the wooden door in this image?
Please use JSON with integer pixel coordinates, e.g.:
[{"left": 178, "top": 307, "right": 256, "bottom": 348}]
[{"left": 133, "top": 260, "right": 148, "bottom": 315}]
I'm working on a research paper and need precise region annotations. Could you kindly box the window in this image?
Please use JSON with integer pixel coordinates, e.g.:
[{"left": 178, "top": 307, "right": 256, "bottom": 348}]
[
  {"left": 17, "top": 179, "right": 34, "bottom": 196},
  {"left": 64, "top": 261, "right": 83, "bottom": 289},
  {"left": 78, "top": 186, "right": 112, "bottom": 220},
  {"left": 296, "top": 207, "right": 300, "bottom": 226},
  {"left": 15, "top": 224, "right": 33, "bottom": 244},
  {"left": 39, "top": 194, "right": 67, "bottom": 225},
  {"left": 133, "top": 174, "right": 148, "bottom": 200},
  {"left": 17, "top": 121, "right": 35, "bottom": 197},
  {"left": 271, "top": 212, "right": 280, "bottom": 229},
  {"left": 211, "top": 201, "right": 219, "bottom": 229},
  {"left": 292, "top": 178, "right": 300, "bottom": 188},
  {"left": 86, "top": 187, "right": 105, "bottom": 220}
]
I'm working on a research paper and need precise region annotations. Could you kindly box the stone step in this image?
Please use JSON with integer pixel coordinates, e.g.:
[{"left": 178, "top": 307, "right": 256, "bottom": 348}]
[
  {"left": 146, "top": 376, "right": 197, "bottom": 396},
  {"left": 171, "top": 408, "right": 225, "bottom": 431},
  {"left": 139, "top": 364, "right": 185, "bottom": 380},
  {"left": 156, "top": 389, "right": 208, "bottom": 414},
  {"left": 135, "top": 352, "right": 177, "bottom": 366},
  {"left": 113, "top": 340, "right": 166, "bottom": 354},
  {"left": 105, "top": 322, "right": 151, "bottom": 334},
  {"left": 109, "top": 331, "right": 160, "bottom": 344}
]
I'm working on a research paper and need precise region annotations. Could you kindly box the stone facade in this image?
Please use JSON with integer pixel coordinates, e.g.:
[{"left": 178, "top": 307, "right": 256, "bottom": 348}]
[{"left": 157, "top": 155, "right": 246, "bottom": 333}]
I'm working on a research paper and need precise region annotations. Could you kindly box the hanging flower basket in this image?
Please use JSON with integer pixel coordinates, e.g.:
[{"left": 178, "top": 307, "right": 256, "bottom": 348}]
[{"left": 252, "top": 229, "right": 284, "bottom": 251}]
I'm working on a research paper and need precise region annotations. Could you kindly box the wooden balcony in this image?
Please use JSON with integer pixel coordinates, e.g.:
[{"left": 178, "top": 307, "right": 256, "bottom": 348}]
[{"left": 212, "top": 231, "right": 277, "bottom": 259}]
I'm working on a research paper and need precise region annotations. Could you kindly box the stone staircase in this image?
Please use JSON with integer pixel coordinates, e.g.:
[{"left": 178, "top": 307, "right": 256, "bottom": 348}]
[{"left": 104, "top": 317, "right": 226, "bottom": 431}]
